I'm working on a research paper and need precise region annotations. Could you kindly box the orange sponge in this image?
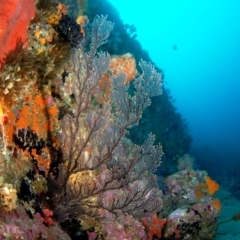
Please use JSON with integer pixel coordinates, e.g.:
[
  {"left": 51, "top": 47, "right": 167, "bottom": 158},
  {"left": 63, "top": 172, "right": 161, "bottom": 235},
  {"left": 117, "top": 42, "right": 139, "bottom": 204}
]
[{"left": 205, "top": 176, "right": 219, "bottom": 195}]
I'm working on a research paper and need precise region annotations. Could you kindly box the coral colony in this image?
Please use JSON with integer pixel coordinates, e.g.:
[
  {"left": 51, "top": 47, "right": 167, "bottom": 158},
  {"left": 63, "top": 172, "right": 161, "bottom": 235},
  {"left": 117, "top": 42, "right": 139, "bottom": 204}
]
[{"left": 0, "top": 0, "right": 221, "bottom": 239}]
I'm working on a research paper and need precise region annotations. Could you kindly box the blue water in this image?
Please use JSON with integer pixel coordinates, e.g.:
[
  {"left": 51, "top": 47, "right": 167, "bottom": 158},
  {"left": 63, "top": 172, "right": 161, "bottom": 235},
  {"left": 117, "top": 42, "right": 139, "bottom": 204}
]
[{"left": 109, "top": 0, "right": 240, "bottom": 178}]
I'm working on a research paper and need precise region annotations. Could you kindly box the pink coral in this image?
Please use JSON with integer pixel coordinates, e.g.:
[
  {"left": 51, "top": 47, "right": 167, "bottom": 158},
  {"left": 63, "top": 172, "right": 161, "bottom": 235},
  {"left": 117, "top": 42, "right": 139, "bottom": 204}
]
[
  {"left": 0, "top": 206, "right": 70, "bottom": 239},
  {"left": 103, "top": 215, "right": 147, "bottom": 240},
  {"left": 87, "top": 231, "right": 99, "bottom": 240}
]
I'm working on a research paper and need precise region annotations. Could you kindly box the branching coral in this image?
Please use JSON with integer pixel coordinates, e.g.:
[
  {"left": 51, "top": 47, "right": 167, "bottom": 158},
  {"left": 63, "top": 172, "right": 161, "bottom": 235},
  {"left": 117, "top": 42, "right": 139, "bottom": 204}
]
[{"left": 48, "top": 15, "right": 163, "bottom": 232}]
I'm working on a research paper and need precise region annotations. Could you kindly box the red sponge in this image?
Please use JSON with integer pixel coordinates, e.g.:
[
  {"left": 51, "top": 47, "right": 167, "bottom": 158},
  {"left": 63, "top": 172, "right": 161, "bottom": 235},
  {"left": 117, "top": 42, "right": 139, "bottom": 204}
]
[{"left": 0, "top": 0, "right": 35, "bottom": 67}]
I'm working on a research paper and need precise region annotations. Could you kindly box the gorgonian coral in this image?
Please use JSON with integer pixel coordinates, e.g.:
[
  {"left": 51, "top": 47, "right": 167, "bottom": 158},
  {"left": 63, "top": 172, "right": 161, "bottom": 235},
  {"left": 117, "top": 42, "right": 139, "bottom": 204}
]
[{"left": 48, "top": 15, "right": 163, "bottom": 233}]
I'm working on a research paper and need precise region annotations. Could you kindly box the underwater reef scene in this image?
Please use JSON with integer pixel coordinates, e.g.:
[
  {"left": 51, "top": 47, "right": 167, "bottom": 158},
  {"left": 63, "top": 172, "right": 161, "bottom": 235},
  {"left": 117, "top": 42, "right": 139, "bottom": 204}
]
[{"left": 1, "top": 0, "right": 237, "bottom": 239}]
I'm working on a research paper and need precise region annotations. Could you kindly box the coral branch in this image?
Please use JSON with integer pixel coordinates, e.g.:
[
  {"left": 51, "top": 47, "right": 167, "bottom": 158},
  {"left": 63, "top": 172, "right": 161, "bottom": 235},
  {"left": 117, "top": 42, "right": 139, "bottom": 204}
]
[{"left": 48, "top": 15, "right": 163, "bottom": 230}]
